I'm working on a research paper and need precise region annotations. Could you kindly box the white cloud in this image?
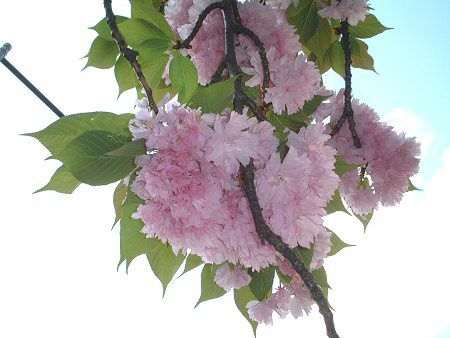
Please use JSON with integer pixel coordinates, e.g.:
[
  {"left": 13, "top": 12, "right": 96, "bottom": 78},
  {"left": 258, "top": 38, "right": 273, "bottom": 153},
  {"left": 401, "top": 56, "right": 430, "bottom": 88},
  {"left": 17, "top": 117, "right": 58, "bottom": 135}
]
[{"left": 385, "top": 107, "right": 434, "bottom": 157}]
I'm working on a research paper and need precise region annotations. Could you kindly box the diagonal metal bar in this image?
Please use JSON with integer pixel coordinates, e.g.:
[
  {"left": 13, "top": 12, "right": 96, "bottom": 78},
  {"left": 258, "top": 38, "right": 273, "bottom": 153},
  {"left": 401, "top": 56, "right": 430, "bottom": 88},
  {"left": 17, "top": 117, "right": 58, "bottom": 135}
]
[{"left": 1, "top": 43, "right": 64, "bottom": 118}]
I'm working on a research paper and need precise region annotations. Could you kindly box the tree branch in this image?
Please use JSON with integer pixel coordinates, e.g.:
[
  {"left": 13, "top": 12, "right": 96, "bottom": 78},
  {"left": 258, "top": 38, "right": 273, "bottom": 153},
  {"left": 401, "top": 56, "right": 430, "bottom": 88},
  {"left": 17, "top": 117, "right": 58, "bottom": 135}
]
[
  {"left": 241, "top": 161, "right": 340, "bottom": 338},
  {"left": 330, "top": 20, "right": 361, "bottom": 148},
  {"left": 222, "top": 1, "right": 340, "bottom": 337},
  {"left": 233, "top": 24, "right": 270, "bottom": 93},
  {"left": 210, "top": 58, "right": 228, "bottom": 84},
  {"left": 103, "top": 0, "right": 159, "bottom": 114},
  {"left": 174, "top": 2, "right": 224, "bottom": 50}
]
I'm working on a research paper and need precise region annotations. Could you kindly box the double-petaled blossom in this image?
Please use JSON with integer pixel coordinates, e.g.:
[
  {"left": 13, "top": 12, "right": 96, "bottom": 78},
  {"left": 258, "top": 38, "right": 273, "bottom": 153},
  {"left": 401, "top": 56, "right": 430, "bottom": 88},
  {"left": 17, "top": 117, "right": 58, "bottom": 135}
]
[
  {"left": 328, "top": 90, "right": 421, "bottom": 215},
  {"left": 311, "top": 229, "right": 332, "bottom": 270},
  {"left": 318, "top": 0, "right": 369, "bottom": 26},
  {"left": 214, "top": 263, "right": 252, "bottom": 291},
  {"left": 247, "top": 258, "right": 315, "bottom": 325}
]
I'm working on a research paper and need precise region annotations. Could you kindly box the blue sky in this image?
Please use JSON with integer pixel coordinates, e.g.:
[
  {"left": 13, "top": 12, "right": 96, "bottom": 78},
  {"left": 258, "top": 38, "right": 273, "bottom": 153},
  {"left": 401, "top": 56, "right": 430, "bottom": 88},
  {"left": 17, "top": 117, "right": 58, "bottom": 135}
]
[
  {"left": 435, "top": 325, "right": 450, "bottom": 338},
  {"left": 326, "top": 1, "right": 450, "bottom": 180}
]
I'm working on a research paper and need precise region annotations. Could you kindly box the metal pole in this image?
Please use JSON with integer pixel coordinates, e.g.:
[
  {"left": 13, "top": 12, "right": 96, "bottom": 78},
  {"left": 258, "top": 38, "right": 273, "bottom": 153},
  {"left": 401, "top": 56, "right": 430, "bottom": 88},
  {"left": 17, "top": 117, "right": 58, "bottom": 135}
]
[{"left": 1, "top": 43, "right": 64, "bottom": 118}]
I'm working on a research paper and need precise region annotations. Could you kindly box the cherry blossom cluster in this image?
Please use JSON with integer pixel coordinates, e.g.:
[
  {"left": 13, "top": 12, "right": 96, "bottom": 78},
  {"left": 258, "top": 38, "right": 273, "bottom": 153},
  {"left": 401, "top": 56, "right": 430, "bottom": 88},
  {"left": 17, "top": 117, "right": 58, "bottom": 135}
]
[
  {"left": 318, "top": 0, "right": 370, "bottom": 26},
  {"left": 246, "top": 228, "right": 333, "bottom": 325},
  {"left": 317, "top": 90, "right": 421, "bottom": 215},
  {"left": 165, "top": 0, "right": 321, "bottom": 114},
  {"left": 130, "top": 100, "right": 338, "bottom": 267},
  {"left": 127, "top": 98, "right": 341, "bottom": 323}
]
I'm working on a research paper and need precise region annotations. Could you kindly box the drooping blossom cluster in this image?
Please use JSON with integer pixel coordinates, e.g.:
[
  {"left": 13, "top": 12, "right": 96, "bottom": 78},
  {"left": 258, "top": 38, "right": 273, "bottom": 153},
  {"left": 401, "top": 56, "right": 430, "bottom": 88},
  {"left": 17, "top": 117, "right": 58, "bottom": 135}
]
[
  {"left": 130, "top": 103, "right": 277, "bottom": 270},
  {"left": 322, "top": 90, "right": 421, "bottom": 215},
  {"left": 130, "top": 101, "right": 339, "bottom": 272},
  {"left": 318, "top": 0, "right": 369, "bottom": 26},
  {"left": 247, "top": 259, "right": 315, "bottom": 324},
  {"left": 165, "top": 0, "right": 322, "bottom": 114},
  {"left": 127, "top": 96, "right": 341, "bottom": 324}
]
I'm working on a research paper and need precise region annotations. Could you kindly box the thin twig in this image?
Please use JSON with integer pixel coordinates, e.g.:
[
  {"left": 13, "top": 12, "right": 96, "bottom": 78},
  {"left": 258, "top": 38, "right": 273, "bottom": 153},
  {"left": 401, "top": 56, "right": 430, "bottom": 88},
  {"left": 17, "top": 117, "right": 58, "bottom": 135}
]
[
  {"left": 174, "top": 2, "right": 224, "bottom": 50},
  {"left": 103, "top": 0, "right": 159, "bottom": 113},
  {"left": 330, "top": 20, "right": 361, "bottom": 148},
  {"left": 233, "top": 24, "right": 270, "bottom": 93},
  {"left": 210, "top": 58, "right": 228, "bottom": 84}
]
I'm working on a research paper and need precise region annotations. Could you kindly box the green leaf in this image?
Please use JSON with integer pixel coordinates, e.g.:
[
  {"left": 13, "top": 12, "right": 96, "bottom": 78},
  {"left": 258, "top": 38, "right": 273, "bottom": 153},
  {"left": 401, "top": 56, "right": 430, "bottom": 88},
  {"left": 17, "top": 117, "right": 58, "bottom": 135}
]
[
  {"left": 354, "top": 210, "right": 374, "bottom": 232},
  {"left": 56, "top": 130, "right": 135, "bottom": 186},
  {"left": 130, "top": 0, "right": 174, "bottom": 39},
  {"left": 146, "top": 240, "right": 185, "bottom": 295},
  {"left": 90, "top": 16, "right": 128, "bottom": 41},
  {"left": 300, "top": 94, "right": 330, "bottom": 117},
  {"left": 249, "top": 267, "right": 275, "bottom": 301},
  {"left": 349, "top": 14, "right": 392, "bottom": 39},
  {"left": 327, "top": 231, "right": 353, "bottom": 257},
  {"left": 106, "top": 139, "right": 147, "bottom": 157},
  {"left": 153, "top": 85, "right": 177, "bottom": 102},
  {"left": 170, "top": 53, "right": 199, "bottom": 102},
  {"left": 115, "top": 55, "right": 137, "bottom": 97},
  {"left": 113, "top": 181, "right": 128, "bottom": 226},
  {"left": 119, "top": 188, "right": 184, "bottom": 294},
  {"left": 181, "top": 254, "right": 204, "bottom": 275},
  {"left": 312, "top": 267, "right": 330, "bottom": 299},
  {"left": 295, "top": 246, "right": 313, "bottom": 270},
  {"left": 190, "top": 77, "right": 236, "bottom": 113},
  {"left": 407, "top": 179, "right": 421, "bottom": 192},
  {"left": 34, "top": 165, "right": 81, "bottom": 194},
  {"left": 24, "top": 112, "right": 132, "bottom": 156},
  {"left": 118, "top": 19, "right": 168, "bottom": 48},
  {"left": 141, "top": 54, "right": 170, "bottom": 89},
  {"left": 234, "top": 286, "right": 259, "bottom": 336},
  {"left": 276, "top": 267, "right": 292, "bottom": 285},
  {"left": 267, "top": 110, "right": 306, "bottom": 134},
  {"left": 334, "top": 155, "right": 360, "bottom": 177},
  {"left": 316, "top": 46, "right": 332, "bottom": 74},
  {"left": 305, "top": 18, "right": 332, "bottom": 59},
  {"left": 84, "top": 36, "right": 119, "bottom": 69},
  {"left": 195, "top": 264, "right": 226, "bottom": 308},
  {"left": 330, "top": 40, "right": 345, "bottom": 78},
  {"left": 350, "top": 38, "right": 375, "bottom": 72},
  {"left": 350, "top": 36, "right": 361, "bottom": 56},
  {"left": 326, "top": 190, "right": 350, "bottom": 215},
  {"left": 136, "top": 39, "right": 169, "bottom": 61},
  {"left": 243, "top": 84, "right": 260, "bottom": 102},
  {"left": 267, "top": 95, "right": 327, "bottom": 134},
  {"left": 288, "top": 0, "right": 320, "bottom": 43},
  {"left": 119, "top": 190, "right": 151, "bottom": 269}
]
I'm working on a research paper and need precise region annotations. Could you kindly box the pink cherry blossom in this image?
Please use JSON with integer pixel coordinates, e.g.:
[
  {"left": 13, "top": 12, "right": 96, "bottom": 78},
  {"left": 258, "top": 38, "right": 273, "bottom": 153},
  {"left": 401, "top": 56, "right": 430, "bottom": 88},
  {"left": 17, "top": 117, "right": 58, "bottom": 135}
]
[
  {"left": 318, "top": 0, "right": 369, "bottom": 26},
  {"left": 247, "top": 300, "right": 274, "bottom": 325},
  {"left": 329, "top": 90, "right": 421, "bottom": 215},
  {"left": 311, "top": 229, "right": 332, "bottom": 270},
  {"left": 264, "top": 54, "right": 321, "bottom": 114},
  {"left": 204, "top": 111, "right": 259, "bottom": 175},
  {"left": 246, "top": 270, "right": 314, "bottom": 325},
  {"left": 214, "top": 264, "right": 251, "bottom": 291}
]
